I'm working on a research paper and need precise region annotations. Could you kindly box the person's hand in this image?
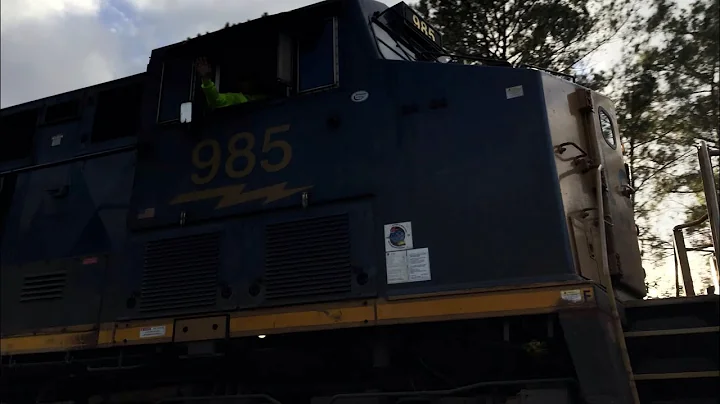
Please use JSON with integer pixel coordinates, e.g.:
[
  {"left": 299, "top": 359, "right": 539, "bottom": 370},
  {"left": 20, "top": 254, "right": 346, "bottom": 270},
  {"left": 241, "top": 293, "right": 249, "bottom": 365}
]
[{"left": 195, "top": 57, "right": 212, "bottom": 78}]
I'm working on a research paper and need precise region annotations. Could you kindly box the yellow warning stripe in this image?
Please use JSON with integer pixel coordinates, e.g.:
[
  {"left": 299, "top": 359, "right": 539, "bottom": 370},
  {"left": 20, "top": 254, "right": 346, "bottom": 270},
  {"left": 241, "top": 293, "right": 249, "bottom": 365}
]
[
  {"left": 1, "top": 330, "right": 97, "bottom": 354},
  {"left": 1, "top": 283, "right": 595, "bottom": 355},
  {"left": 229, "top": 303, "right": 375, "bottom": 336},
  {"left": 376, "top": 287, "right": 587, "bottom": 324}
]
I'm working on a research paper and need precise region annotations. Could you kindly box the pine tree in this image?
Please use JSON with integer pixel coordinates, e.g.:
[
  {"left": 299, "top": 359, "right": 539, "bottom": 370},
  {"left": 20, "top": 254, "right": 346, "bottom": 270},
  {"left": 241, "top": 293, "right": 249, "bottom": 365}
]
[{"left": 415, "top": 0, "right": 634, "bottom": 88}]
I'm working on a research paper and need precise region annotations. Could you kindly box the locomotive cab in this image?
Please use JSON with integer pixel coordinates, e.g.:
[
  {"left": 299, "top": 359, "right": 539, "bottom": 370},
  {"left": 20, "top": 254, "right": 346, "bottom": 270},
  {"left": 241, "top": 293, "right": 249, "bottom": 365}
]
[{"left": 152, "top": 4, "right": 341, "bottom": 128}]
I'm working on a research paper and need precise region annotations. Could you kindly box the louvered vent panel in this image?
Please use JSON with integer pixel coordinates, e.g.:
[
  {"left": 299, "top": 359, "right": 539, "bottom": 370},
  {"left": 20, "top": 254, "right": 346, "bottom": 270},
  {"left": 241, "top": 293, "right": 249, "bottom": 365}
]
[
  {"left": 140, "top": 232, "right": 220, "bottom": 313},
  {"left": 20, "top": 271, "right": 67, "bottom": 302},
  {"left": 265, "top": 214, "right": 352, "bottom": 300}
]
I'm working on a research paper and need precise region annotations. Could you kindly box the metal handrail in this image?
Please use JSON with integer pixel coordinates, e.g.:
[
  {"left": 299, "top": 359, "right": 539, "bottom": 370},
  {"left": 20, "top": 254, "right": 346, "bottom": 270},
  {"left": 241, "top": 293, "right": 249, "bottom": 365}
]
[
  {"left": 673, "top": 214, "right": 709, "bottom": 297},
  {"left": 672, "top": 142, "right": 719, "bottom": 297},
  {"left": 698, "top": 142, "right": 719, "bottom": 262},
  {"left": 594, "top": 164, "right": 641, "bottom": 404}
]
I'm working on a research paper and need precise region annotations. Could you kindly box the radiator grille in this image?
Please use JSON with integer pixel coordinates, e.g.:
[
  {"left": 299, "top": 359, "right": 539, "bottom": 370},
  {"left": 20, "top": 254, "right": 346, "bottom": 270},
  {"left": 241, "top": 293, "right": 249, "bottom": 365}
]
[
  {"left": 140, "top": 232, "right": 220, "bottom": 313},
  {"left": 264, "top": 214, "right": 352, "bottom": 300},
  {"left": 20, "top": 271, "right": 67, "bottom": 302}
]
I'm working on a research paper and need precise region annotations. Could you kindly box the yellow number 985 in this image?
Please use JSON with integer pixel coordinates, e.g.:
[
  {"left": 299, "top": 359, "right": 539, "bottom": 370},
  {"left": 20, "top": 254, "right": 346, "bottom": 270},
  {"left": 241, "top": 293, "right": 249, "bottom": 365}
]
[
  {"left": 191, "top": 139, "right": 221, "bottom": 185},
  {"left": 191, "top": 124, "right": 293, "bottom": 185}
]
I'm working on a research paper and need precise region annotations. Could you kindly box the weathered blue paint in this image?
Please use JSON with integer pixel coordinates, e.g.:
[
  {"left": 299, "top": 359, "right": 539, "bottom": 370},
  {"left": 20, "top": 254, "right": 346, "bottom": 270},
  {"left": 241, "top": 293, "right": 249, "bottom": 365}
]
[{"left": 2, "top": 0, "right": 580, "bottom": 332}]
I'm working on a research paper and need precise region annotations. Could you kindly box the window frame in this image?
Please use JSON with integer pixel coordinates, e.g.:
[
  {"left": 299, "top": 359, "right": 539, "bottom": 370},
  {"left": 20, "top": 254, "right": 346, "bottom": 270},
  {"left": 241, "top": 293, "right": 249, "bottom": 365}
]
[
  {"left": 296, "top": 16, "right": 340, "bottom": 95},
  {"left": 155, "top": 60, "right": 195, "bottom": 125},
  {"left": 598, "top": 107, "right": 617, "bottom": 149},
  {"left": 370, "top": 20, "right": 417, "bottom": 61}
]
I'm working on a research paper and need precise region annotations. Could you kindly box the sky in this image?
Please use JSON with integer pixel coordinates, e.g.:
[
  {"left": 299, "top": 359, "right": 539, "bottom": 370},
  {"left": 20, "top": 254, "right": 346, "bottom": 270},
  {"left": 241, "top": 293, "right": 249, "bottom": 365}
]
[{"left": 1, "top": 0, "right": 716, "bottom": 296}]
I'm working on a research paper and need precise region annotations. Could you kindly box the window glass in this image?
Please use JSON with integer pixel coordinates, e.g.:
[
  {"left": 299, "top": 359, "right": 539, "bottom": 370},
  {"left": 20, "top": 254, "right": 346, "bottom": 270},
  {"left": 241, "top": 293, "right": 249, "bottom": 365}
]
[
  {"left": 371, "top": 23, "right": 417, "bottom": 61},
  {"left": 599, "top": 109, "right": 616, "bottom": 148},
  {"left": 92, "top": 82, "right": 144, "bottom": 143},
  {"left": 0, "top": 108, "right": 38, "bottom": 162},
  {"left": 157, "top": 60, "right": 193, "bottom": 123},
  {"left": 298, "top": 19, "right": 336, "bottom": 92}
]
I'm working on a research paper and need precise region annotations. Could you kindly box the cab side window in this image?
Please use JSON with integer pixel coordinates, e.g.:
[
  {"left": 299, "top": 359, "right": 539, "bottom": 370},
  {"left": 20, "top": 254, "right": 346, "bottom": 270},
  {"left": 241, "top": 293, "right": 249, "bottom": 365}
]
[
  {"left": 0, "top": 108, "right": 38, "bottom": 163},
  {"left": 157, "top": 59, "right": 193, "bottom": 124},
  {"left": 298, "top": 18, "right": 337, "bottom": 93},
  {"left": 599, "top": 108, "right": 616, "bottom": 149}
]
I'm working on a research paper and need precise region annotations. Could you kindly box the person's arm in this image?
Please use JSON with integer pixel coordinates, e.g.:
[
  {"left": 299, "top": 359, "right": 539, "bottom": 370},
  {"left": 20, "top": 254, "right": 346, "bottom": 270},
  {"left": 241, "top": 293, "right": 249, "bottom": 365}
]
[
  {"left": 195, "top": 57, "right": 249, "bottom": 109},
  {"left": 200, "top": 78, "right": 248, "bottom": 108}
]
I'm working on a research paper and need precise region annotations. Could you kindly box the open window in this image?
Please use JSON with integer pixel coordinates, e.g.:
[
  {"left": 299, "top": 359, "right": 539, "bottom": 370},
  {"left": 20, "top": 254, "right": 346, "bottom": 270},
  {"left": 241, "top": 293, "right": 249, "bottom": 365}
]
[
  {"left": 189, "top": 29, "right": 292, "bottom": 114},
  {"left": 156, "top": 12, "right": 340, "bottom": 123}
]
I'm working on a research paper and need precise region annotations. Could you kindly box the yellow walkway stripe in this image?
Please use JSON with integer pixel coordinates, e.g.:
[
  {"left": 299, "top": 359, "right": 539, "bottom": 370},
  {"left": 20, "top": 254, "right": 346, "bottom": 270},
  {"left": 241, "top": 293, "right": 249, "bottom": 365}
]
[
  {"left": 376, "top": 287, "right": 593, "bottom": 324},
  {"left": 229, "top": 303, "right": 375, "bottom": 336},
  {"left": 1, "top": 330, "right": 97, "bottom": 355},
  {"left": 2, "top": 283, "right": 595, "bottom": 355}
]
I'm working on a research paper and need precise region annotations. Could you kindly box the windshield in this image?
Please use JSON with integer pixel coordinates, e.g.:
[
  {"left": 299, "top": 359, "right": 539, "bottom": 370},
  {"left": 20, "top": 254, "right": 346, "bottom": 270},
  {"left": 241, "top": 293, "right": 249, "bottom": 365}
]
[{"left": 371, "top": 22, "right": 417, "bottom": 61}]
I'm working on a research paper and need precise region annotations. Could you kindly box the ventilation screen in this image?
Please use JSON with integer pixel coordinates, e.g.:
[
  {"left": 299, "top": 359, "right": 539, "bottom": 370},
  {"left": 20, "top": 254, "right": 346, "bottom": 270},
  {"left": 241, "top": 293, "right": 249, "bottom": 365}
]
[
  {"left": 0, "top": 108, "right": 38, "bottom": 162},
  {"left": 44, "top": 99, "right": 80, "bottom": 124},
  {"left": 140, "top": 232, "right": 220, "bottom": 313},
  {"left": 264, "top": 214, "right": 352, "bottom": 300},
  {"left": 20, "top": 271, "right": 67, "bottom": 302}
]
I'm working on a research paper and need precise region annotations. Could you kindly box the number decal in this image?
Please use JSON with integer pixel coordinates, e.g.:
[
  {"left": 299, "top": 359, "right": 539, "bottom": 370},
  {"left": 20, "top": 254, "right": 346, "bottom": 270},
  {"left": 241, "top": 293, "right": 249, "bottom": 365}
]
[
  {"left": 190, "top": 124, "right": 295, "bottom": 184},
  {"left": 261, "top": 124, "right": 292, "bottom": 173},
  {"left": 412, "top": 15, "right": 422, "bottom": 30},
  {"left": 412, "top": 14, "right": 436, "bottom": 42},
  {"left": 191, "top": 139, "right": 221, "bottom": 185},
  {"left": 226, "top": 132, "right": 256, "bottom": 178}
]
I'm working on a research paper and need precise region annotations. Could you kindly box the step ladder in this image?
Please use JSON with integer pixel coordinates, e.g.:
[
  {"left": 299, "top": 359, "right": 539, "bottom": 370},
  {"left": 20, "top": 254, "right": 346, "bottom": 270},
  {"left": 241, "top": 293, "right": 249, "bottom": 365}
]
[
  {"left": 624, "top": 296, "right": 719, "bottom": 403},
  {"left": 596, "top": 142, "right": 719, "bottom": 404}
]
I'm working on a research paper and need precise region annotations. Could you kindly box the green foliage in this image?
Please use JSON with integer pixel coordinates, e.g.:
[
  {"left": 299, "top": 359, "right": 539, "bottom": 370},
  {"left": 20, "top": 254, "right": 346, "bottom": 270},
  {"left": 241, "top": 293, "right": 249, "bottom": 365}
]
[
  {"left": 415, "top": 0, "right": 634, "bottom": 88},
  {"left": 612, "top": 0, "right": 719, "bottom": 261}
]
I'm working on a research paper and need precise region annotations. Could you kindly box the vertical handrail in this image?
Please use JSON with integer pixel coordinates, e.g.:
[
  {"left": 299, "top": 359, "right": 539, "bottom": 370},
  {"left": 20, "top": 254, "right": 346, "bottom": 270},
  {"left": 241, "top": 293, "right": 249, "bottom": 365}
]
[
  {"left": 672, "top": 214, "right": 708, "bottom": 296},
  {"left": 595, "top": 165, "right": 641, "bottom": 404},
  {"left": 698, "top": 142, "right": 719, "bottom": 262}
]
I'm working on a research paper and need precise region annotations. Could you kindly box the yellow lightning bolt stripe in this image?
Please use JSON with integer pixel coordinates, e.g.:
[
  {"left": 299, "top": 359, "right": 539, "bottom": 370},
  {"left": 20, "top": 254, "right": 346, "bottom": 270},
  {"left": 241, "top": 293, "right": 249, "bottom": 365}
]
[{"left": 169, "top": 182, "right": 313, "bottom": 209}]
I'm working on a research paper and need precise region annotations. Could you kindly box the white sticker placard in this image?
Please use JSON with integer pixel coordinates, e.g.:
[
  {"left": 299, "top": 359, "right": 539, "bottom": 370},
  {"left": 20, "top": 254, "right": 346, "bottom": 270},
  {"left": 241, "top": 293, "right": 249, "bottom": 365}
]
[
  {"left": 139, "top": 325, "right": 167, "bottom": 339},
  {"left": 560, "top": 289, "right": 583, "bottom": 303},
  {"left": 51, "top": 134, "right": 64, "bottom": 147},
  {"left": 407, "top": 248, "right": 431, "bottom": 282},
  {"left": 505, "top": 85, "right": 524, "bottom": 99},
  {"left": 385, "top": 248, "right": 431, "bottom": 284},
  {"left": 386, "top": 251, "right": 409, "bottom": 284},
  {"left": 384, "top": 222, "right": 413, "bottom": 252}
]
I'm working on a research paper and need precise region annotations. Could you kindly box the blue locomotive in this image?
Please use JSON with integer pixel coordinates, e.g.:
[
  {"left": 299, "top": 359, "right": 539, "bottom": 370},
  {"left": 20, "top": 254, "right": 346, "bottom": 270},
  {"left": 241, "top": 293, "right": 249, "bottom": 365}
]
[{"left": 3, "top": 1, "right": 716, "bottom": 403}]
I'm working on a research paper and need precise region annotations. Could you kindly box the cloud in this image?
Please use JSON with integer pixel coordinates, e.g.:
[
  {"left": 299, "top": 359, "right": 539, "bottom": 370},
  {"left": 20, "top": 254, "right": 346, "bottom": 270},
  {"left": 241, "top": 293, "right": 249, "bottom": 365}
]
[
  {"left": 0, "top": 0, "right": 121, "bottom": 107},
  {"left": 1, "top": 0, "right": 101, "bottom": 27}
]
